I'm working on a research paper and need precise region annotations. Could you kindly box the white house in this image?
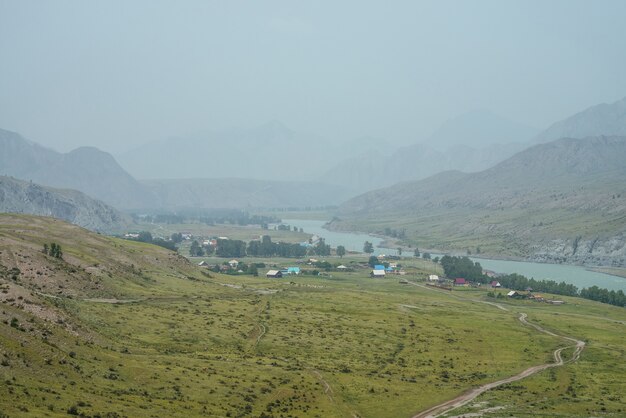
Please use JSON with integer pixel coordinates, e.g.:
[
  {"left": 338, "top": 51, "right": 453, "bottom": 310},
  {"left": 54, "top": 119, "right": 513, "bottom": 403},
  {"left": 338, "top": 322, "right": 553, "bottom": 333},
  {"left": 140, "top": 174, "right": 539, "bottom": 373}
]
[
  {"left": 428, "top": 274, "right": 439, "bottom": 281},
  {"left": 371, "top": 270, "right": 386, "bottom": 278},
  {"left": 228, "top": 259, "right": 239, "bottom": 268}
]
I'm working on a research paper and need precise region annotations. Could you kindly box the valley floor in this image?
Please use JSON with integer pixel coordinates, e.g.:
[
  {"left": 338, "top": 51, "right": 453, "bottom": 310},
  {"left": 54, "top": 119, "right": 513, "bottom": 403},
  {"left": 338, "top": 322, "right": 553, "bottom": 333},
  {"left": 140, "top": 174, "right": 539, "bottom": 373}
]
[{"left": 1, "top": 216, "right": 625, "bottom": 417}]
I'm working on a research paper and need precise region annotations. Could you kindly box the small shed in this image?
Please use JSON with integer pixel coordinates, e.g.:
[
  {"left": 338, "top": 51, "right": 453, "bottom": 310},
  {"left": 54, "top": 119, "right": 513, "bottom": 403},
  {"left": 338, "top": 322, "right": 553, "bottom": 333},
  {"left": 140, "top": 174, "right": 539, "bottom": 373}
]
[
  {"left": 371, "top": 270, "right": 386, "bottom": 278},
  {"left": 507, "top": 290, "right": 520, "bottom": 297},
  {"left": 266, "top": 270, "right": 283, "bottom": 278},
  {"left": 428, "top": 274, "right": 439, "bottom": 281},
  {"left": 337, "top": 265, "right": 348, "bottom": 270}
]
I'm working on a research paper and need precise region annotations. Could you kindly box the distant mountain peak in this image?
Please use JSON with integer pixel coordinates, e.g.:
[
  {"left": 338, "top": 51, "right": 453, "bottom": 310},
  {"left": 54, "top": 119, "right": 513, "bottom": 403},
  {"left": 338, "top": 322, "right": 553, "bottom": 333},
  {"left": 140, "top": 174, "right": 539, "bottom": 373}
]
[
  {"left": 424, "top": 109, "right": 539, "bottom": 151},
  {"left": 535, "top": 96, "right": 626, "bottom": 143}
]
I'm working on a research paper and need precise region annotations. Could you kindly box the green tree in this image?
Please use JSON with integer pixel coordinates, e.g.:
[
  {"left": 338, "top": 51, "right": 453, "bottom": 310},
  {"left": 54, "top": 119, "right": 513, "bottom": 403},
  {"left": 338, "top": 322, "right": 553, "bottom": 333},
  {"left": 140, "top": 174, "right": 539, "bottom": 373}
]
[
  {"left": 336, "top": 245, "right": 346, "bottom": 258},
  {"left": 137, "top": 231, "right": 153, "bottom": 243},
  {"left": 363, "top": 241, "right": 374, "bottom": 254},
  {"left": 368, "top": 255, "right": 379, "bottom": 268},
  {"left": 48, "top": 243, "right": 63, "bottom": 259},
  {"left": 414, "top": 247, "right": 420, "bottom": 257},
  {"left": 397, "top": 247, "right": 402, "bottom": 256},
  {"left": 190, "top": 240, "right": 204, "bottom": 257}
]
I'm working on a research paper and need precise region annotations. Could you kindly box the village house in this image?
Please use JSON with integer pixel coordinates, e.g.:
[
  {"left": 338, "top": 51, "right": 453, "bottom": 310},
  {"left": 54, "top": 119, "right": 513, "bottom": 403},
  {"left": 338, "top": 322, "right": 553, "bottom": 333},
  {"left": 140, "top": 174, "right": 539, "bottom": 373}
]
[
  {"left": 228, "top": 259, "right": 239, "bottom": 268},
  {"left": 287, "top": 267, "right": 301, "bottom": 275},
  {"left": 454, "top": 278, "right": 467, "bottom": 286},
  {"left": 428, "top": 274, "right": 439, "bottom": 282},
  {"left": 490, "top": 280, "right": 502, "bottom": 288},
  {"left": 266, "top": 270, "right": 283, "bottom": 278},
  {"left": 529, "top": 294, "right": 545, "bottom": 302},
  {"left": 371, "top": 269, "right": 386, "bottom": 278}
]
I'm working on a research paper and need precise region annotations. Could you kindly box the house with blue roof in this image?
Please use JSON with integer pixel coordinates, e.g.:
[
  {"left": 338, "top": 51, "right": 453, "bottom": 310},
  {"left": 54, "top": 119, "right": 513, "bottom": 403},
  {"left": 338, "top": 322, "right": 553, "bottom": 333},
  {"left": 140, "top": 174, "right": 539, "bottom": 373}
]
[
  {"left": 287, "top": 267, "right": 301, "bottom": 275},
  {"left": 373, "top": 264, "right": 385, "bottom": 271}
]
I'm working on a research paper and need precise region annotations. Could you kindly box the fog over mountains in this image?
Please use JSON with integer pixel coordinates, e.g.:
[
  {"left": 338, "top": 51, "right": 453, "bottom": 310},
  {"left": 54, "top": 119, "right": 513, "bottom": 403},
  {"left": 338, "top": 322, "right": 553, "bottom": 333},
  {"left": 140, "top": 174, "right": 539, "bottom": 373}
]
[
  {"left": 339, "top": 136, "right": 626, "bottom": 215},
  {"left": 1, "top": 96, "right": 626, "bottom": 222},
  {"left": 0, "top": 129, "right": 154, "bottom": 209},
  {"left": 0, "top": 127, "right": 352, "bottom": 211},
  {"left": 118, "top": 121, "right": 349, "bottom": 181},
  {"left": 535, "top": 97, "right": 626, "bottom": 143}
]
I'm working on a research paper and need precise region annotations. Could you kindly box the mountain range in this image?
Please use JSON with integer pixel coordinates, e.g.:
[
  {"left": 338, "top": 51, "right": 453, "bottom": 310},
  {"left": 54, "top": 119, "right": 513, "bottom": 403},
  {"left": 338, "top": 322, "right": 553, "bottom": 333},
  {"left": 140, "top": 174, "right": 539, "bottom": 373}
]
[
  {"left": 320, "top": 110, "right": 538, "bottom": 191},
  {"left": 118, "top": 120, "right": 349, "bottom": 181},
  {"left": 0, "top": 127, "right": 354, "bottom": 210},
  {"left": 0, "top": 129, "right": 154, "bottom": 209},
  {"left": 335, "top": 135, "right": 626, "bottom": 266}
]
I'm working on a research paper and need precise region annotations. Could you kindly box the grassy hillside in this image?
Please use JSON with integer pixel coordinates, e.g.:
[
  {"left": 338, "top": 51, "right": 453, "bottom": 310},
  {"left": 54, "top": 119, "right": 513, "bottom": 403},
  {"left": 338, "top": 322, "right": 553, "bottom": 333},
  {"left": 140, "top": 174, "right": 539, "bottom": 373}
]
[{"left": 1, "top": 215, "right": 625, "bottom": 417}]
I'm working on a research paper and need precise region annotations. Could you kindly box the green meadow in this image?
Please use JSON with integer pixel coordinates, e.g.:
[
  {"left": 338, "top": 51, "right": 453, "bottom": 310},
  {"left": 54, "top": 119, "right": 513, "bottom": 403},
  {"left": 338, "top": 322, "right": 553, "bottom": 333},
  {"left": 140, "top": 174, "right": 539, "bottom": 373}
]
[{"left": 1, "top": 215, "right": 625, "bottom": 417}]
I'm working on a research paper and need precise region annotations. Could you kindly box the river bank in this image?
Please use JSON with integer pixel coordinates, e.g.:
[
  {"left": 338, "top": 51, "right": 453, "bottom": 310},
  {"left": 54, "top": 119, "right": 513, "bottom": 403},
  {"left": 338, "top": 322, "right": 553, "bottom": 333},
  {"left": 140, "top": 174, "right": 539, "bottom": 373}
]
[{"left": 287, "top": 218, "right": 626, "bottom": 292}]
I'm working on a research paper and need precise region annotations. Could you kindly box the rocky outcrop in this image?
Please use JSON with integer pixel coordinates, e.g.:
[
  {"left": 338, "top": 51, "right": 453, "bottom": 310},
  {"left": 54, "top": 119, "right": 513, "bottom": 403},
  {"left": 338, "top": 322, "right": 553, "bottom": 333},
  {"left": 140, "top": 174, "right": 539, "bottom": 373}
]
[
  {"left": 529, "top": 235, "right": 626, "bottom": 267},
  {"left": 0, "top": 176, "right": 132, "bottom": 233}
]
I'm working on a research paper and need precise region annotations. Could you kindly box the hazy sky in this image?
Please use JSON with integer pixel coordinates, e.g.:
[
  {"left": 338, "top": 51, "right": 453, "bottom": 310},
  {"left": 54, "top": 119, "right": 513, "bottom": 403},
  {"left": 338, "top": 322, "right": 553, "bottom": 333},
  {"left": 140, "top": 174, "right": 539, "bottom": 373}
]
[{"left": 1, "top": 0, "right": 626, "bottom": 154}]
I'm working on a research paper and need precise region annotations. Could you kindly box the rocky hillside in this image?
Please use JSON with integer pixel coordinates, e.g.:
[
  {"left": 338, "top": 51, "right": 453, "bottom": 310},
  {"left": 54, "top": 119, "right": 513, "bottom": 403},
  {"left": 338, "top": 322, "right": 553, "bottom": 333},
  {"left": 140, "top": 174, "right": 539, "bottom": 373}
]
[
  {"left": 0, "top": 176, "right": 132, "bottom": 232},
  {"left": 535, "top": 96, "right": 626, "bottom": 143},
  {"left": 0, "top": 129, "right": 155, "bottom": 209},
  {"left": 335, "top": 136, "right": 626, "bottom": 266}
]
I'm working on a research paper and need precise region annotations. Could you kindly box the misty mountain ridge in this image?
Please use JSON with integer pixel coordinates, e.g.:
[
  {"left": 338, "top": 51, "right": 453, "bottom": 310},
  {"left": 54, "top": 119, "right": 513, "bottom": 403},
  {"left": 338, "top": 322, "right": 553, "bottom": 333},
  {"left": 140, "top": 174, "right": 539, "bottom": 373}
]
[
  {"left": 321, "top": 109, "right": 535, "bottom": 191},
  {"left": 0, "top": 176, "right": 131, "bottom": 232},
  {"left": 535, "top": 96, "right": 626, "bottom": 143},
  {"left": 339, "top": 135, "right": 626, "bottom": 215},
  {"left": 0, "top": 129, "right": 154, "bottom": 209},
  {"left": 0, "top": 128, "right": 354, "bottom": 210},
  {"left": 118, "top": 120, "right": 343, "bottom": 181},
  {"left": 425, "top": 109, "right": 539, "bottom": 151}
]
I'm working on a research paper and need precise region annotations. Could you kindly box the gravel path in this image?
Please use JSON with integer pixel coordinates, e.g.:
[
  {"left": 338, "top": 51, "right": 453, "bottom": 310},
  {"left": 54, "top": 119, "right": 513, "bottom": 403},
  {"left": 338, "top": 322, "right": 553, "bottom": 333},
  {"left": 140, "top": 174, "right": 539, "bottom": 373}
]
[{"left": 406, "top": 281, "right": 586, "bottom": 418}]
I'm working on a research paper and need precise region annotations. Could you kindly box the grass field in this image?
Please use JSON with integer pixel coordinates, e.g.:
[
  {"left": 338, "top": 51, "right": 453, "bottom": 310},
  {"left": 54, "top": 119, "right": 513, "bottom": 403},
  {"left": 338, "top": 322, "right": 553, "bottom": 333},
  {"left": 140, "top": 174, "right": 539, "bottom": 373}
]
[{"left": 1, "top": 215, "right": 625, "bottom": 417}]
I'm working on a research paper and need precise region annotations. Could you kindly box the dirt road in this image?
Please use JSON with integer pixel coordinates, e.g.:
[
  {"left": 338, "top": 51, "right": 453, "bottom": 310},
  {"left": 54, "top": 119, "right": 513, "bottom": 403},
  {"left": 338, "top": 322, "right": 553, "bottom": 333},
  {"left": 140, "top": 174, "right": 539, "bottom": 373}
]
[{"left": 407, "top": 282, "right": 586, "bottom": 418}]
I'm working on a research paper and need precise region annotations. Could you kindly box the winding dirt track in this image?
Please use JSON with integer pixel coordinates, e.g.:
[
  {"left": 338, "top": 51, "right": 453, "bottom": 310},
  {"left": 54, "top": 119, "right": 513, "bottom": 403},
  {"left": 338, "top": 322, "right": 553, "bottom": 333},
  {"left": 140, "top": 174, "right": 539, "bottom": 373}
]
[{"left": 407, "top": 281, "right": 586, "bottom": 418}]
